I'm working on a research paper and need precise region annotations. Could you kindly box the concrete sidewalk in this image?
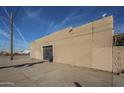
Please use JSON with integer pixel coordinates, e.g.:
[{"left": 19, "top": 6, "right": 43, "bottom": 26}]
[
  {"left": 0, "top": 61, "right": 112, "bottom": 86},
  {"left": 113, "top": 74, "right": 124, "bottom": 86},
  {"left": 0, "top": 55, "right": 44, "bottom": 67},
  {"left": 0, "top": 55, "right": 112, "bottom": 87}
]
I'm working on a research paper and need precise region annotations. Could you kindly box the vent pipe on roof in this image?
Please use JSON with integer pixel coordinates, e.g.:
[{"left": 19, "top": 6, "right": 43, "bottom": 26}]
[
  {"left": 69, "top": 27, "right": 73, "bottom": 32},
  {"left": 102, "top": 13, "right": 107, "bottom": 18}
]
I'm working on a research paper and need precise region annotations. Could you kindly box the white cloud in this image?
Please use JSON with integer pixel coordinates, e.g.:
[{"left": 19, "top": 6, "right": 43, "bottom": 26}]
[
  {"left": 0, "top": 29, "right": 9, "bottom": 39},
  {"left": 0, "top": 29, "right": 29, "bottom": 51},
  {"left": 2, "top": 6, "right": 28, "bottom": 45},
  {"left": 51, "top": 8, "right": 80, "bottom": 32},
  {"left": 24, "top": 7, "right": 42, "bottom": 18},
  {"left": 0, "top": 38, "right": 28, "bottom": 52},
  {"left": 46, "top": 21, "right": 54, "bottom": 35},
  {"left": 2, "top": 6, "right": 10, "bottom": 17},
  {"left": 61, "top": 7, "right": 79, "bottom": 25},
  {"left": 13, "top": 23, "right": 28, "bottom": 44}
]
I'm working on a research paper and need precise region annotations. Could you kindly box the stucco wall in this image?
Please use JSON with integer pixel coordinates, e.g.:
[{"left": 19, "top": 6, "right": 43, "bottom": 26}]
[
  {"left": 30, "top": 42, "right": 42, "bottom": 59},
  {"left": 30, "top": 16, "right": 113, "bottom": 72},
  {"left": 92, "top": 16, "right": 113, "bottom": 71},
  {"left": 54, "top": 33, "right": 93, "bottom": 68}
]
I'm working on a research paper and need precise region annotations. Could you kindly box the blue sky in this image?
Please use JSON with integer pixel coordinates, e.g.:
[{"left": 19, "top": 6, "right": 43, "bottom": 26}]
[{"left": 0, "top": 6, "right": 124, "bottom": 52}]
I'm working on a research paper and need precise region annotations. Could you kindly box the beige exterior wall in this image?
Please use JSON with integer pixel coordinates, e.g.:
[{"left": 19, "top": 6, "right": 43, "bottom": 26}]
[
  {"left": 54, "top": 33, "right": 93, "bottom": 68},
  {"left": 30, "top": 42, "right": 42, "bottom": 59},
  {"left": 30, "top": 16, "right": 113, "bottom": 72}
]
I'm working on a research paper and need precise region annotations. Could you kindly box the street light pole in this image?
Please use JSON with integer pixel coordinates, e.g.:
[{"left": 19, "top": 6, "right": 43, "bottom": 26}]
[{"left": 10, "top": 13, "right": 14, "bottom": 60}]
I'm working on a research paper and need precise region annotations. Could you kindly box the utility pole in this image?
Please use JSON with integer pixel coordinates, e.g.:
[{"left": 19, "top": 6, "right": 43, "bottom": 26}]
[{"left": 10, "top": 13, "right": 14, "bottom": 60}]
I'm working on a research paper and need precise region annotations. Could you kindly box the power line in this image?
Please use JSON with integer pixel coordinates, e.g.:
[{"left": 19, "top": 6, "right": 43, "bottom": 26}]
[{"left": 2, "top": 6, "right": 27, "bottom": 43}]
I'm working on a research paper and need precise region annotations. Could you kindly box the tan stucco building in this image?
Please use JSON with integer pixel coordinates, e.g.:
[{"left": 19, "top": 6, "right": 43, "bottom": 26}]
[{"left": 30, "top": 16, "right": 113, "bottom": 72}]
